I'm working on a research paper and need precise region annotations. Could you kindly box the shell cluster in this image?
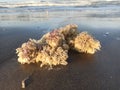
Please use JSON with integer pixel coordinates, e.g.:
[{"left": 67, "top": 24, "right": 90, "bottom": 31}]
[{"left": 16, "top": 24, "right": 101, "bottom": 68}]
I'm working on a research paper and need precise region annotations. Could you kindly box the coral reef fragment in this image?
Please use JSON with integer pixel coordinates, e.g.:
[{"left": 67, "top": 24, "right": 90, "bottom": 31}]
[{"left": 16, "top": 24, "right": 101, "bottom": 68}]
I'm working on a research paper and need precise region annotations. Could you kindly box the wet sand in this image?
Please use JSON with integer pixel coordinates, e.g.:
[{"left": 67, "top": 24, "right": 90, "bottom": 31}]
[
  {"left": 0, "top": 25, "right": 120, "bottom": 90},
  {"left": 0, "top": 8, "right": 120, "bottom": 90}
]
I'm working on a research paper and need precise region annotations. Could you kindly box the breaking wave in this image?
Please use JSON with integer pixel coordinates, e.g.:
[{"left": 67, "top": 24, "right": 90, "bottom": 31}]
[{"left": 0, "top": 0, "right": 120, "bottom": 8}]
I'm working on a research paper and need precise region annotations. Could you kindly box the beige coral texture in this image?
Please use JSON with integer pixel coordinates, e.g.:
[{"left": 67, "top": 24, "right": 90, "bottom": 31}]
[{"left": 16, "top": 24, "right": 101, "bottom": 68}]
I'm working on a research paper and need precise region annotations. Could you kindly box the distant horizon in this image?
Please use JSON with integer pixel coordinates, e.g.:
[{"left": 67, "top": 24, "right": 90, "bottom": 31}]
[{"left": 0, "top": 0, "right": 118, "bottom": 3}]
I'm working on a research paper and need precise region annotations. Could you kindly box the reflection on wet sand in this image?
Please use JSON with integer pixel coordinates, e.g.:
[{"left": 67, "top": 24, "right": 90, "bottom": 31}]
[
  {"left": 68, "top": 50, "right": 94, "bottom": 62},
  {"left": 0, "top": 11, "right": 49, "bottom": 21}
]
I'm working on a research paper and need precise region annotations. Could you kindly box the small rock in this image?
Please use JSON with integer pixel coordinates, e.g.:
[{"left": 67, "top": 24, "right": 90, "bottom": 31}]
[
  {"left": 104, "top": 32, "right": 109, "bottom": 37},
  {"left": 22, "top": 76, "right": 32, "bottom": 88},
  {"left": 105, "top": 32, "right": 109, "bottom": 35}
]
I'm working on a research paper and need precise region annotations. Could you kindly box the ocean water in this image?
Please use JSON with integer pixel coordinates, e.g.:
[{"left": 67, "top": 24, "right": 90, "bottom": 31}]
[{"left": 0, "top": 0, "right": 120, "bottom": 28}]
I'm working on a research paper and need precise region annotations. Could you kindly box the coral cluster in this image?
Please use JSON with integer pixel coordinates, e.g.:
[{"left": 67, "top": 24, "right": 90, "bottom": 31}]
[
  {"left": 16, "top": 24, "right": 101, "bottom": 68},
  {"left": 74, "top": 32, "right": 101, "bottom": 54}
]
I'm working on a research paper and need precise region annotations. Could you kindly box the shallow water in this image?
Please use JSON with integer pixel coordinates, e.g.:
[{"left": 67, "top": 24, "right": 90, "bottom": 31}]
[{"left": 0, "top": 6, "right": 120, "bottom": 90}]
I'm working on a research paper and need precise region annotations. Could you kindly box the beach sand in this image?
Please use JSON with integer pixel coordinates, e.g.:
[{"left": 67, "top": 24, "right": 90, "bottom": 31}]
[{"left": 0, "top": 10, "right": 120, "bottom": 90}]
